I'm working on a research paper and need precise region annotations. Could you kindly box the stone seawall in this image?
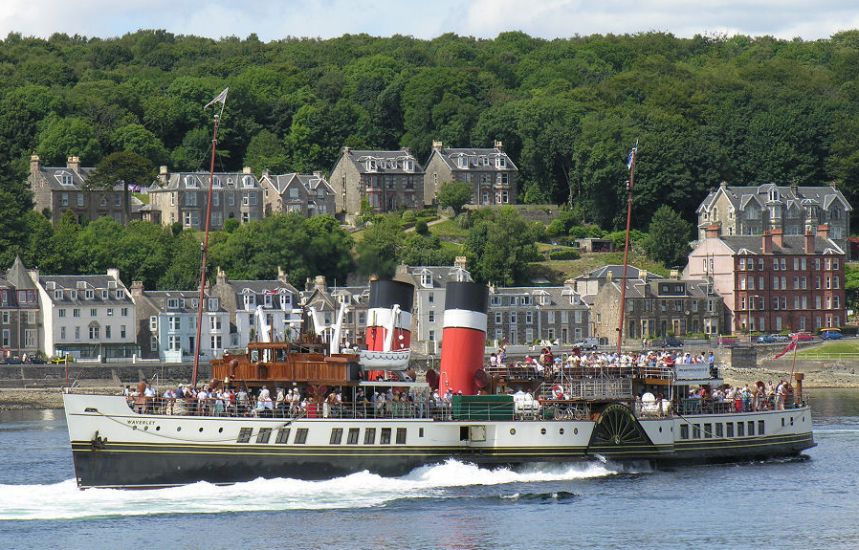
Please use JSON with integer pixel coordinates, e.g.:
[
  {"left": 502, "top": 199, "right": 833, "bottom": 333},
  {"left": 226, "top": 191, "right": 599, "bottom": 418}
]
[{"left": 0, "top": 363, "right": 209, "bottom": 389}]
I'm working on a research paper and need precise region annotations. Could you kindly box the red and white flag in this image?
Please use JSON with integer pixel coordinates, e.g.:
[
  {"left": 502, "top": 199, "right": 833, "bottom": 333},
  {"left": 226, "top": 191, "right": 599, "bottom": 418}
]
[{"left": 774, "top": 338, "right": 798, "bottom": 359}]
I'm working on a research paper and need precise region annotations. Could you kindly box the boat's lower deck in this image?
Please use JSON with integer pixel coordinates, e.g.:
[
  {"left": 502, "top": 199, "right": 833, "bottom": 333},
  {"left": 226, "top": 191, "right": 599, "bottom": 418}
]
[{"left": 64, "top": 394, "right": 815, "bottom": 488}]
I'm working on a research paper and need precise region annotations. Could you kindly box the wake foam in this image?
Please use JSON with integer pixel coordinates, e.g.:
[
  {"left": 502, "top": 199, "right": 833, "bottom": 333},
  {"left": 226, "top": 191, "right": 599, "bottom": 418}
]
[{"left": 0, "top": 459, "right": 630, "bottom": 521}]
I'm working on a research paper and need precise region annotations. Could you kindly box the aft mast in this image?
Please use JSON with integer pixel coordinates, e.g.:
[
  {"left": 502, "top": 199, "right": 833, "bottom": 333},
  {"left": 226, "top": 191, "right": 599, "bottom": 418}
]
[
  {"left": 616, "top": 140, "right": 638, "bottom": 355},
  {"left": 191, "top": 88, "right": 229, "bottom": 388}
]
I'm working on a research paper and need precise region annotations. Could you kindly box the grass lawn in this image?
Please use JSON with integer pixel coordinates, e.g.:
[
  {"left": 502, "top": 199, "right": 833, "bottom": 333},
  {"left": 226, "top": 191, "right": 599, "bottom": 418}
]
[
  {"left": 429, "top": 219, "right": 469, "bottom": 240},
  {"left": 796, "top": 339, "right": 859, "bottom": 357},
  {"left": 528, "top": 250, "right": 670, "bottom": 284},
  {"left": 132, "top": 192, "right": 150, "bottom": 205}
]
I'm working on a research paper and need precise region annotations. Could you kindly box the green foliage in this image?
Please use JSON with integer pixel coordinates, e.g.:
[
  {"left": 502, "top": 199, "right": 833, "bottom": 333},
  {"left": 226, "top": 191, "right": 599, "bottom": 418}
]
[
  {"left": 547, "top": 248, "right": 580, "bottom": 260},
  {"left": 465, "top": 206, "right": 540, "bottom": 285},
  {"left": 643, "top": 205, "right": 693, "bottom": 268},
  {"left": 568, "top": 224, "right": 605, "bottom": 239},
  {"left": 356, "top": 215, "right": 403, "bottom": 277},
  {"left": 845, "top": 263, "right": 859, "bottom": 309},
  {"left": 36, "top": 115, "right": 101, "bottom": 165},
  {"left": 88, "top": 151, "right": 154, "bottom": 190},
  {"left": 111, "top": 124, "right": 168, "bottom": 166},
  {"left": 436, "top": 181, "right": 472, "bottom": 215},
  {"left": 244, "top": 129, "right": 288, "bottom": 174},
  {"left": 399, "top": 233, "right": 456, "bottom": 266},
  {"left": 401, "top": 210, "right": 416, "bottom": 224},
  {"left": 414, "top": 219, "right": 429, "bottom": 235}
]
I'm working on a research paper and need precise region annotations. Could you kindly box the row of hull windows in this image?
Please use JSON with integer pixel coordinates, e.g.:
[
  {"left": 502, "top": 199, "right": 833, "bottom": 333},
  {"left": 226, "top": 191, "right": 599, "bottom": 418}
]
[
  {"left": 236, "top": 426, "right": 413, "bottom": 445},
  {"left": 680, "top": 420, "right": 767, "bottom": 440}
]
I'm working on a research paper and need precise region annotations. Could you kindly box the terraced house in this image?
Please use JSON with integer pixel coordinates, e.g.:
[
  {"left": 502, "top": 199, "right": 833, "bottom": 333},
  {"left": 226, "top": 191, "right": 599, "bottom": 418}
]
[
  {"left": 486, "top": 283, "right": 590, "bottom": 347},
  {"left": 423, "top": 140, "right": 518, "bottom": 207},
  {"left": 28, "top": 155, "right": 130, "bottom": 225},
  {"left": 33, "top": 269, "right": 138, "bottom": 360},
  {"left": 687, "top": 224, "right": 846, "bottom": 334},
  {"left": 259, "top": 171, "right": 336, "bottom": 217},
  {"left": 144, "top": 166, "right": 264, "bottom": 229},
  {"left": 0, "top": 257, "right": 41, "bottom": 358},
  {"left": 697, "top": 182, "right": 851, "bottom": 256},
  {"left": 329, "top": 147, "right": 424, "bottom": 220}
]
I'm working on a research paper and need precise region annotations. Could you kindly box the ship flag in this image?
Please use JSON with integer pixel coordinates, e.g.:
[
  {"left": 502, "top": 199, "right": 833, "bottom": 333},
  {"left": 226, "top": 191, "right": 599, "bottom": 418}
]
[{"left": 204, "top": 87, "right": 229, "bottom": 114}]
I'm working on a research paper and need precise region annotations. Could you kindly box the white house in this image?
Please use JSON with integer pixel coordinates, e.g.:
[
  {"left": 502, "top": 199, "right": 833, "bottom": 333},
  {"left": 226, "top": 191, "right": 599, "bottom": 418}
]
[{"left": 32, "top": 269, "right": 138, "bottom": 360}]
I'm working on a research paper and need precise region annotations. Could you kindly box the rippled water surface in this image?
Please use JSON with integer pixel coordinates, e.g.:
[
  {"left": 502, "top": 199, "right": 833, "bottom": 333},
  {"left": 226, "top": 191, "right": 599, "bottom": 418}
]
[{"left": 1, "top": 389, "right": 857, "bottom": 550}]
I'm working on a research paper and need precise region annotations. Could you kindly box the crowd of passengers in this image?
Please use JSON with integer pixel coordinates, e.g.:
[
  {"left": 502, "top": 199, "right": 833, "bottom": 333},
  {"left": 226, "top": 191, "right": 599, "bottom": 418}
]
[
  {"left": 489, "top": 345, "right": 718, "bottom": 379},
  {"left": 124, "top": 379, "right": 465, "bottom": 419},
  {"left": 682, "top": 379, "right": 797, "bottom": 412}
]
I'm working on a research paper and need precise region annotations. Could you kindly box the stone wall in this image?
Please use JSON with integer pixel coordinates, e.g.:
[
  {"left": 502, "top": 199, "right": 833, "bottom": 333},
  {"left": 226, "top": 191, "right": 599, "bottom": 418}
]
[{"left": 0, "top": 363, "right": 209, "bottom": 388}]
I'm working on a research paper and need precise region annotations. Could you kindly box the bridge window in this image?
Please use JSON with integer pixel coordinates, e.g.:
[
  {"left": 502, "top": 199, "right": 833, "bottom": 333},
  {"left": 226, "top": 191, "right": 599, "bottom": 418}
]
[
  {"left": 680, "top": 425, "right": 689, "bottom": 439},
  {"left": 294, "top": 428, "right": 308, "bottom": 444},
  {"left": 329, "top": 428, "right": 343, "bottom": 445},
  {"left": 275, "top": 428, "right": 290, "bottom": 444},
  {"left": 693, "top": 424, "right": 701, "bottom": 439},
  {"left": 716, "top": 423, "right": 723, "bottom": 438},
  {"left": 347, "top": 428, "right": 359, "bottom": 444},
  {"left": 726, "top": 423, "right": 734, "bottom": 438},
  {"left": 380, "top": 428, "right": 392, "bottom": 444},
  {"left": 747, "top": 421, "right": 755, "bottom": 436},
  {"left": 737, "top": 422, "right": 745, "bottom": 437},
  {"left": 704, "top": 423, "right": 712, "bottom": 438},
  {"left": 396, "top": 428, "right": 407, "bottom": 444},
  {"left": 364, "top": 428, "right": 376, "bottom": 444}
]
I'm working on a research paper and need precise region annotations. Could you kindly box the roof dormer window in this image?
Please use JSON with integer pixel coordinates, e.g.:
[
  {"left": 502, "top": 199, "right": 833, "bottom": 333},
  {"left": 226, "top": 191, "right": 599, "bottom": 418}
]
[
  {"left": 115, "top": 290, "right": 123, "bottom": 300},
  {"left": 242, "top": 176, "right": 254, "bottom": 188},
  {"left": 57, "top": 171, "right": 74, "bottom": 186},
  {"left": 212, "top": 176, "right": 222, "bottom": 188},
  {"left": 387, "top": 160, "right": 396, "bottom": 169},
  {"left": 184, "top": 175, "right": 198, "bottom": 189},
  {"left": 495, "top": 156, "right": 507, "bottom": 169},
  {"left": 101, "top": 290, "right": 108, "bottom": 300},
  {"left": 768, "top": 188, "right": 780, "bottom": 202},
  {"left": 420, "top": 271, "right": 433, "bottom": 288},
  {"left": 167, "top": 298, "right": 179, "bottom": 309},
  {"left": 366, "top": 160, "right": 377, "bottom": 172},
  {"left": 457, "top": 156, "right": 468, "bottom": 169},
  {"left": 85, "top": 289, "right": 94, "bottom": 300},
  {"left": 53, "top": 289, "right": 63, "bottom": 300},
  {"left": 70, "top": 290, "right": 77, "bottom": 300},
  {"left": 403, "top": 159, "right": 414, "bottom": 172}
]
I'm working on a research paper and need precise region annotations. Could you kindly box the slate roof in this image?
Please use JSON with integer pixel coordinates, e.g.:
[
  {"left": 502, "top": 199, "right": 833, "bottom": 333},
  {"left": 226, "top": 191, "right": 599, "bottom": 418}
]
[
  {"left": 141, "top": 291, "right": 226, "bottom": 313},
  {"left": 431, "top": 146, "right": 518, "bottom": 171},
  {"left": 717, "top": 235, "right": 844, "bottom": 256},
  {"left": 697, "top": 183, "right": 852, "bottom": 214},
  {"left": 397, "top": 266, "right": 472, "bottom": 289},
  {"left": 262, "top": 173, "right": 335, "bottom": 196},
  {"left": 606, "top": 278, "right": 713, "bottom": 299},
  {"left": 5, "top": 257, "right": 36, "bottom": 290},
  {"left": 341, "top": 149, "right": 424, "bottom": 175},
  {"left": 489, "top": 285, "right": 587, "bottom": 308},
  {"left": 39, "top": 275, "right": 131, "bottom": 305},
  {"left": 33, "top": 165, "right": 125, "bottom": 192},
  {"left": 151, "top": 171, "right": 261, "bottom": 191}
]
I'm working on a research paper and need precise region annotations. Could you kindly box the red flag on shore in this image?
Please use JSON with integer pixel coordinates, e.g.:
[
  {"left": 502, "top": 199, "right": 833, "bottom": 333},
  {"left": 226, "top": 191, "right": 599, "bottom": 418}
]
[{"left": 774, "top": 338, "right": 798, "bottom": 359}]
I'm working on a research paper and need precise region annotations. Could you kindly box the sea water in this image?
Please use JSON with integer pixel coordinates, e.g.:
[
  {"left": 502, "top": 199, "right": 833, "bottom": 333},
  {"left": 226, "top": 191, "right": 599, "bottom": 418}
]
[{"left": 0, "top": 389, "right": 857, "bottom": 550}]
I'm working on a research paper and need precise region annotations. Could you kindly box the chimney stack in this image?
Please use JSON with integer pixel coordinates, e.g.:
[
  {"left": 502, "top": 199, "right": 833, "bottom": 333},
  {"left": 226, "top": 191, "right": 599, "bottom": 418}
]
[
  {"left": 159, "top": 165, "right": 169, "bottom": 184},
  {"left": 106, "top": 268, "right": 120, "bottom": 282},
  {"left": 494, "top": 140, "right": 504, "bottom": 151},
  {"left": 314, "top": 275, "right": 327, "bottom": 292},
  {"left": 277, "top": 266, "right": 288, "bottom": 285},
  {"left": 454, "top": 256, "right": 467, "bottom": 270},
  {"left": 771, "top": 228, "right": 784, "bottom": 248},
  {"left": 312, "top": 171, "right": 323, "bottom": 178},
  {"left": 762, "top": 231, "right": 773, "bottom": 255},
  {"left": 67, "top": 156, "right": 81, "bottom": 172},
  {"left": 130, "top": 280, "right": 144, "bottom": 298},
  {"left": 216, "top": 267, "right": 227, "bottom": 286},
  {"left": 804, "top": 229, "right": 815, "bottom": 254},
  {"left": 242, "top": 166, "right": 252, "bottom": 175},
  {"left": 704, "top": 223, "right": 721, "bottom": 239},
  {"left": 432, "top": 140, "right": 443, "bottom": 150},
  {"left": 30, "top": 154, "right": 41, "bottom": 176},
  {"left": 817, "top": 223, "right": 830, "bottom": 240}
]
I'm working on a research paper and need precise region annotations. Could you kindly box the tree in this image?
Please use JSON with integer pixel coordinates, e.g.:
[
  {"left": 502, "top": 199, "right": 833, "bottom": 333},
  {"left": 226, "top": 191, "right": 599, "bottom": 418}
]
[
  {"left": 87, "top": 151, "right": 155, "bottom": 220},
  {"left": 465, "top": 207, "right": 540, "bottom": 285},
  {"left": 36, "top": 115, "right": 101, "bottom": 165},
  {"left": 244, "top": 129, "right": 288, "bottom": 174},
  {"left": 111, "top": 124, "right": 169, "bottom": 166},
  {"left": 436, "top": 181, "right": 472, "bottom": 215},
  {"left": 356, "top": 216, "right": 403, "bottom": 277},
  {"left": 643, "top": 205, "right": 692, "bottom": 268}
]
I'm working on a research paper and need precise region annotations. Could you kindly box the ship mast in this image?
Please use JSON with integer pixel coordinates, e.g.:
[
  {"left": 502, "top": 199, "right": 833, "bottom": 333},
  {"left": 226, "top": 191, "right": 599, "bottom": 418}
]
[
  {"left": 191, "top": 88, "right": 228, "bottom": 388},
  {"left": 616, "top": 140, "right": 638, "bottom": 355}
]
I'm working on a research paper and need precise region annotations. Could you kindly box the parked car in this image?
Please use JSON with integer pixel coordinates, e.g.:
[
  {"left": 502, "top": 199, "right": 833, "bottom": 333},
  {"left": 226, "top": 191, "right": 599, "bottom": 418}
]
[
  {"left": 660, "top": 336, "right": 684, "bottom": 348},
  {"left": 49, "top": 355, "right": 74, "bottom": 364},
  {"left": 771, "top": 334, "right": 790, "bottom": 343},
  {"left": 572, "top": 338, "right": 600, "bottom": 350},
  {"left": 789, "top": 331, "right": 814, "bottom": 342},
  {"left": 756, "top": 334, "right": 774, "bottom": 344},
  {"left": 821, "top": 330, "right": 843, "bottom": 340}
]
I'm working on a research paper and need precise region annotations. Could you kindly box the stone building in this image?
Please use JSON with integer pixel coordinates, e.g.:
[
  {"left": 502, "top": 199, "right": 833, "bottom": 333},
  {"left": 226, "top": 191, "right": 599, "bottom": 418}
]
[
  {"left": 687, "top": 224, "right": 846, "bottom": 334},
  {"left": 590, "top": 273, "right": 723, "bottom": 345},
  {"left": 329, "top": 148, "right": 424, "bottom": 221},
  {"left": 299, "top": 276, "right": 370, "bottom": 348},
  {"left": 209, "top": 268, "right": 303, "bottom": 348},
  {"left": 32, "top": 269, "right": 138, "bottom": 360},
  {"left": 696, "top": 181, "right": 851, "bottom": 256},
  {"left": 130, "top": 284, "right": 230, "bottom": 362},
  {"left": 423, "top": 141, "right": 518, "bottom": 207},
  {"left": 28, "top": 155, "right": 130, "bottom": 225},
  {"left": 144, "top": 167, "right": 264, "bottom": 229},
  {"left": 259, "top": 171, "right": 336, "bottom": 217},
  {"left": 486, "top": 283, "right": 590, "bottom": 347},
  {"left": 0, "top": 257, "right": 42, "bottom": 358}
]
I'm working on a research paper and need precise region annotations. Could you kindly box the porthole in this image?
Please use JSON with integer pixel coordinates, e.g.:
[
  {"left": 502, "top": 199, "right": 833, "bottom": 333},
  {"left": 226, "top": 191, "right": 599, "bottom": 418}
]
[
  {"left": 219, "top": 427, "right": 224, "bottom": 433},
  {"left": 177, "top": 427, "right": 182, "bottom": 432},
  {"left": 559, "top": 428, "right": 565, "bottom": 435},
  {"left": 199, "top": 427, "right": 204, "bottom": 433},
  {"left": 659, "top": 427, "right": 663, "bottom": 433},
  {"left": 132, "top": 425, "right": 138, "bottom": 430},
  {"left": 143, "top": 426, "right": 149, "bottom": 431},
  {"left": 156, "top": 426, "right": 161, "bottom": 431},
  {"left": 574, "top": 428, "right": 578, "bottom": 435},
  {"left": 802, "top": 416, "right": 805, "bottom": 422},
  {"left": 540, "top": 428, "right": 546, "bottom": 435},
  {"left": 510, "top": 428, "right": 516, "bottom": 435}
]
